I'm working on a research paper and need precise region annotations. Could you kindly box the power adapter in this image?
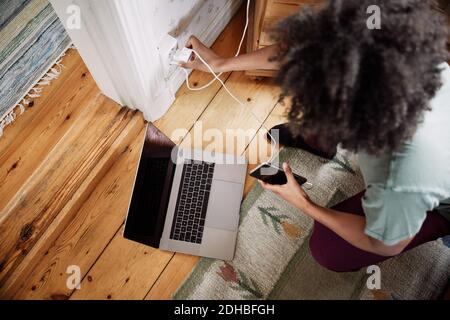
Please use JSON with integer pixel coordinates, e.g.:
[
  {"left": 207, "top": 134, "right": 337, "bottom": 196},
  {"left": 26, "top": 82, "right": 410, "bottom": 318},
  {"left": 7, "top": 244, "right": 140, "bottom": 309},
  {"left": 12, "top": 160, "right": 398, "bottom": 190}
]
[{"left": 171, "top": 47, "right": 194, "bottom": 65}]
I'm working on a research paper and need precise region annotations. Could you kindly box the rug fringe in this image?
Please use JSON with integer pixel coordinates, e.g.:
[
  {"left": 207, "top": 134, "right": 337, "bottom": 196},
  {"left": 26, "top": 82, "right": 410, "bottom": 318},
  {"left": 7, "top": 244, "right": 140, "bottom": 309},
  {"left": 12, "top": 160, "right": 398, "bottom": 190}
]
[{"left": 0, "top": 44, "right": 76, "bottom": 138}]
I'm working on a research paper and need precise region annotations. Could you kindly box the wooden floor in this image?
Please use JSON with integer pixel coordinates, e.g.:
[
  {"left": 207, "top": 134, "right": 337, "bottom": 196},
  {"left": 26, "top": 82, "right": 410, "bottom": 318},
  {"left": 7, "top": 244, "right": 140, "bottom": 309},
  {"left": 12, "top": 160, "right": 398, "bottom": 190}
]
[{"left": 0, "top": 8, "right": 286, "bottom": 300}]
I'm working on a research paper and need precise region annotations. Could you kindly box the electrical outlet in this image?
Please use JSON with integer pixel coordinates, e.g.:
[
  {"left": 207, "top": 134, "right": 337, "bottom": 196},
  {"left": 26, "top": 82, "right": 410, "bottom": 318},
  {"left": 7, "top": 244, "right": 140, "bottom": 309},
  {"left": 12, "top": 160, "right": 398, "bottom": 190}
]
[
  {"left": 158, "top": 34, "right": 179, "bottom": 79},
  {"left": 168, "top": 46, "right": 178, "bottom": 65}
]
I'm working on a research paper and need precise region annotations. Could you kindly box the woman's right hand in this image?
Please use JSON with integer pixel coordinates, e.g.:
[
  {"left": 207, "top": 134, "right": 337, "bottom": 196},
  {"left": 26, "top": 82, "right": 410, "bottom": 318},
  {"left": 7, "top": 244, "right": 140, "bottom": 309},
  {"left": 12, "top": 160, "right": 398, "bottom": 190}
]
[{"left": 179, "top": 36, "right": 226, "bottom": 73}]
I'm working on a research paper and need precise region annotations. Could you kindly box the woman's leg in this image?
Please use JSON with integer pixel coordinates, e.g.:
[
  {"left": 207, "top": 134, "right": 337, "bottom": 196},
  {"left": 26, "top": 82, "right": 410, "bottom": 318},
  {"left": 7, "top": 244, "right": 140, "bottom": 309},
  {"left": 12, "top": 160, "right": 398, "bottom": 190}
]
[
  {"left": 267, "top": 124, "right": 337, "bottom": 159},
  {"left": 309, "top": 191, "right": 450, "bottom": 272}
]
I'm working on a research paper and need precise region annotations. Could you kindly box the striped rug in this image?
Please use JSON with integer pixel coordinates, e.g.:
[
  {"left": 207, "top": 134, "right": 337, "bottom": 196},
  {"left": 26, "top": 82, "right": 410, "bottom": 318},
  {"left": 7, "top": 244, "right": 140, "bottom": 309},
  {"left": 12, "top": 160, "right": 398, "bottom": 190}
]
[
  {"left": 174, "top": 147, "right": 450, "bottom": 300},
  {"left": 0, "top": 0, "right": 71, "bottom": 136}
]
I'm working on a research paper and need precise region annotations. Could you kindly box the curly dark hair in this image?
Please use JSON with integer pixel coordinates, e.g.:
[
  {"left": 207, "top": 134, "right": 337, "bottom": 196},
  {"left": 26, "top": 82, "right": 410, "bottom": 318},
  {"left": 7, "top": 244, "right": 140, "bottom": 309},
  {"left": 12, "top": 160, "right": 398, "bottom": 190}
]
[{"left": 273, "top": 0, "right": 449, "bottom": 154}]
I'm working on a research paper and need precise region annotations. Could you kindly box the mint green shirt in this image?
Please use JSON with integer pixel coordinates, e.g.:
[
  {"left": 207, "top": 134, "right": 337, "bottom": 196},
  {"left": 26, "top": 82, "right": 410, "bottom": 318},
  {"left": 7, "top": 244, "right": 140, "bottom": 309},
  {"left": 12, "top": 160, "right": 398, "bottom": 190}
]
[{"left": 359, "top": 63, "right": 450, "bottom": 246}]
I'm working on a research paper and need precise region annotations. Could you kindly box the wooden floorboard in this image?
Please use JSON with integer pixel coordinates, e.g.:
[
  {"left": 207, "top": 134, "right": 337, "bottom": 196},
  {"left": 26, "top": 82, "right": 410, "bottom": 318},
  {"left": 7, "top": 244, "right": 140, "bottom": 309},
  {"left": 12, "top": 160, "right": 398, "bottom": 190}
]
[
  {"left": 7, "top": 115, "right": 145, "bottom": 299},
  {"left": 0, "top": 49, "right": 91, "bottom": 163},
  {"left": 69, "top": 7, "right": 259, "bottom": 301},
  {"left": 0, "top": 101, "right": 143, "bottom": 298},
  {"left": 0, "top": 49, "right": 97, "bottom": 215},
  {"left": 144, "top": 253, "right": 199, "bottom": 300},
  {"left": 0, "top": 5, "right": 283, "bottom": 299}
]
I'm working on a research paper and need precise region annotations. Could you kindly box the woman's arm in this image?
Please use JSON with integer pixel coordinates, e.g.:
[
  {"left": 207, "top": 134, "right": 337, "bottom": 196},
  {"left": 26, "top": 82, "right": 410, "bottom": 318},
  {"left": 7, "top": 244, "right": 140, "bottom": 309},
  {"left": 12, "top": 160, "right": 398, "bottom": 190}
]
[
  {"left": 261, "top": 163, "right": 413, "bottom": 256},
  {"left": 179, "top": 36, "right": 280, "bottom": 73}
]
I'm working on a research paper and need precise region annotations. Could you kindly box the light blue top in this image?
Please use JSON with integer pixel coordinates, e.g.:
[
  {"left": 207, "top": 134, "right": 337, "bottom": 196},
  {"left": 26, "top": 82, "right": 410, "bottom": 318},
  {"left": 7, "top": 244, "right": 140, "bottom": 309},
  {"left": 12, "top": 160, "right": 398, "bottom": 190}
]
[{"left": 358, "top": 63, "right": 450, "bottom": 246}]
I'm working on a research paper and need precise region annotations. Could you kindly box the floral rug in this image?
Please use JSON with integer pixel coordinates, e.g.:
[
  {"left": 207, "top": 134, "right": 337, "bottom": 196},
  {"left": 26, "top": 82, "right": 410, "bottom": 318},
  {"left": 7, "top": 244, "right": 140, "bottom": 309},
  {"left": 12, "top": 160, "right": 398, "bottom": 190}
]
[{"left": 174, "top": 147, "right": 450, "bottom": 300}]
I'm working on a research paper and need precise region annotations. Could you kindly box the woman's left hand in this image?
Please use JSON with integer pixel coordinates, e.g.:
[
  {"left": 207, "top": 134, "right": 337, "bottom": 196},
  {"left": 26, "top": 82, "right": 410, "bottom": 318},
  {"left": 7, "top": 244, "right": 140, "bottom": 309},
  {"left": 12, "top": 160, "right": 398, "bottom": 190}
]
[{"left": 259, "top": 162, "right": 313, "bottom": 212}]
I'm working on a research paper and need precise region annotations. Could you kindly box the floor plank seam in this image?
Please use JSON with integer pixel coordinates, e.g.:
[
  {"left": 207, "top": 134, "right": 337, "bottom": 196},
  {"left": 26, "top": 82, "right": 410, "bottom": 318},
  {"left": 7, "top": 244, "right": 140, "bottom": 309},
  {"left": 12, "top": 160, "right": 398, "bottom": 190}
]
[
  {"left": 67, "top": 221, "right": 124, "bottom": 300},
  {"left": 143, "top": 254, "right": 176, "bottom": 300},
  {"left": 245, "top": 101, "right": 280, "bottom": 150}
]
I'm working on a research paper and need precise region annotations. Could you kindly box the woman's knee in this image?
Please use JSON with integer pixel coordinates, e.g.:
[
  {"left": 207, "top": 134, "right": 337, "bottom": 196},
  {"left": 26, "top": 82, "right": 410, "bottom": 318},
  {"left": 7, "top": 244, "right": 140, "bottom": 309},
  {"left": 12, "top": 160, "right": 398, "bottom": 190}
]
[
  {"left": 309, "top": 237, "right": 350, "bottom": 272},
  {"left": 309, "top": 227, "right": 363, "bottom": 273}
]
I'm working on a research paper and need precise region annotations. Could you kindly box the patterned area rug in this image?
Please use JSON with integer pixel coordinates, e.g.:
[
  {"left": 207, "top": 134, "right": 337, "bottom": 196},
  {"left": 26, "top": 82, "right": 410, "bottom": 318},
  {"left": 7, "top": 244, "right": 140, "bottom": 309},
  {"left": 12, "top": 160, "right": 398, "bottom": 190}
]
[
  {"left": 0, "top": 0, "right": 71, "bottom": 134},
  {"left": 174, "top": 147, "right": 450, "bottom": 300}
]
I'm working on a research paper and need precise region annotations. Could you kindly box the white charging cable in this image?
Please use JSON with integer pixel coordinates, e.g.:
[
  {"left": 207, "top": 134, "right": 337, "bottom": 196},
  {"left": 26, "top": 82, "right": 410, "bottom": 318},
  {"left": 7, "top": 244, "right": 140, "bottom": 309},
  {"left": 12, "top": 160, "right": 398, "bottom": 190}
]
[
  {"left": 184, "top": 0, "right": 251, "bottom": 91},
  {"left": 179, "top": 0, "right": 278, "bottom": 161},
  {"left": 182, "top": 48, "right": 279, "bottom": 162}
]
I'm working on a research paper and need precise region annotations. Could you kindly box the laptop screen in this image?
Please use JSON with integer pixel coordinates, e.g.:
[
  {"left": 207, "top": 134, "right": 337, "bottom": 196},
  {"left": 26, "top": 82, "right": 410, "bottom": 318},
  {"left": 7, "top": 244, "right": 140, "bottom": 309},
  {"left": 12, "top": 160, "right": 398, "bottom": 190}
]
[{"left": 123, "top": 124, "right": 176, "bottom": 248}]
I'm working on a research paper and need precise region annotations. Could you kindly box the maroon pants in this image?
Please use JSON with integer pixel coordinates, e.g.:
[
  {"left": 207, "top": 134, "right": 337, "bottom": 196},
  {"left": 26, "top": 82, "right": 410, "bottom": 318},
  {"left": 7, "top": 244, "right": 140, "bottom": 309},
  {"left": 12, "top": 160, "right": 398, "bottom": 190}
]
[{"left": 309, "top": 191, "right": 450, "bottom": 272}]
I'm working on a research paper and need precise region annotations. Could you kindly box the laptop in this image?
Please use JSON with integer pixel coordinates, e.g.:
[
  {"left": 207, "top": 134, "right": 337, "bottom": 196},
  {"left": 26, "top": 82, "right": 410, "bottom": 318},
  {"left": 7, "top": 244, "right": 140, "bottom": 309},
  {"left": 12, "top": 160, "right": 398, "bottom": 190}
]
[{"left": 123, "top": 123, "right": 247, "bottom": 260}]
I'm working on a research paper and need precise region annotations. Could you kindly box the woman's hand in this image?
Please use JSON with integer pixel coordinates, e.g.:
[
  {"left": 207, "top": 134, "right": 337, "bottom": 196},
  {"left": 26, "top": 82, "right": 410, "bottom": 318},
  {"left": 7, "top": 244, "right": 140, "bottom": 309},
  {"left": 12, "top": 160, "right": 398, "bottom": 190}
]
[
  {"left": 179, "top": 36, "right": 225, "bottom": 73},
  {"left": 260, "top": 162, "right": 313, "bottom": 212},
  {"left": 180, "top": 36, "right": 280, "bottom": 73}
]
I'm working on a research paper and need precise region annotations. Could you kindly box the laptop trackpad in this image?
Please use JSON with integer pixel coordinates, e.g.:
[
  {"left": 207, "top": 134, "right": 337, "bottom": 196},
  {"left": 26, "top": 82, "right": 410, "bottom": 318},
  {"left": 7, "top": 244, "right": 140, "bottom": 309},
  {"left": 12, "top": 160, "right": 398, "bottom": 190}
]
[{"left": 205, "top": 180, "right": 241, "bottom": 231}]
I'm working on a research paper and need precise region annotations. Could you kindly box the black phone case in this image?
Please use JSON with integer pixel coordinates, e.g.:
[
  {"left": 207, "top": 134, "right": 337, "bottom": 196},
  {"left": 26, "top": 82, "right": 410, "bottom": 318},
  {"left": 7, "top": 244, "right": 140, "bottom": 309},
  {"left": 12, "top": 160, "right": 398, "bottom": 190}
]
[{"left": 250, "top": 164, "right": 307, "bottom": 186}]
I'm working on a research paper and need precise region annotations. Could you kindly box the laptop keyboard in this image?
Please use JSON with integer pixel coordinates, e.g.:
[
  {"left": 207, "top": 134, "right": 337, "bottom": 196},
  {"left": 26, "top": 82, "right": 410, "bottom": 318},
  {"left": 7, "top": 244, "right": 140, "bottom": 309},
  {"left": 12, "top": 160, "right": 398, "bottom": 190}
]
[{"left": 170, "top": 160, "right": 215, "bottom": 244}]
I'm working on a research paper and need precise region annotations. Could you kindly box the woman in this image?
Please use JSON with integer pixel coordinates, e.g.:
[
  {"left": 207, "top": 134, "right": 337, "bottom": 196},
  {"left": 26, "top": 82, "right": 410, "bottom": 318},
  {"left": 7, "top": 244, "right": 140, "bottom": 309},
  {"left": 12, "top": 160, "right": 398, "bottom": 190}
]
[{"left": 182, "top": 0, "right": 450, "bottom": 272}]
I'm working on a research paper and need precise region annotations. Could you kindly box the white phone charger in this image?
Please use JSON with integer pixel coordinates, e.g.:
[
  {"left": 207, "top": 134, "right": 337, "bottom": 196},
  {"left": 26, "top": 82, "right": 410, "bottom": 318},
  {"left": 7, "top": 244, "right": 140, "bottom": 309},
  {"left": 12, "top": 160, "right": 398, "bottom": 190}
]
[{"left": 171, "top": 47, "right": 194, "bottom": 65}]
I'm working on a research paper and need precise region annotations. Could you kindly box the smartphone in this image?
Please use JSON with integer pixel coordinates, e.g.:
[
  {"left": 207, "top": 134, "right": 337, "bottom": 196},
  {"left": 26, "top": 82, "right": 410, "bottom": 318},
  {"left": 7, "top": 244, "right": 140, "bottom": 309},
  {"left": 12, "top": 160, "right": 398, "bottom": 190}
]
[{"left": 249, "top": 162, "right": 307, "bottom": 185}]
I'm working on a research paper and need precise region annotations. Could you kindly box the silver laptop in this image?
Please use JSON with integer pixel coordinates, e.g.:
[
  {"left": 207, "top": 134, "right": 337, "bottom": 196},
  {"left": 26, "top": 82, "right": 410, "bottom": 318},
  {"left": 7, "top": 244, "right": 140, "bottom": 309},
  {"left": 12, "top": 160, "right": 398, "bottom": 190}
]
[{"left": 123, "top": 123, "right": 247, "bottom": 260}]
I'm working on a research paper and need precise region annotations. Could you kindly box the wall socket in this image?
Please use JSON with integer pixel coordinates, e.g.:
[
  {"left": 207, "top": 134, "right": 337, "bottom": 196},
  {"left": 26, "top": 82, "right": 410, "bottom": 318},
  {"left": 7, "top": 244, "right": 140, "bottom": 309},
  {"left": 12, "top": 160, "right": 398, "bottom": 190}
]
[{"left": 158, "top": 34, "right": 179, "bottom": 80}]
